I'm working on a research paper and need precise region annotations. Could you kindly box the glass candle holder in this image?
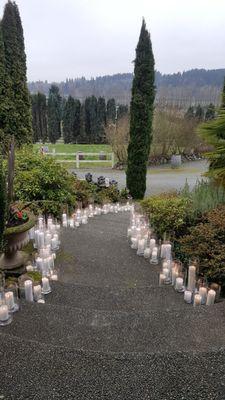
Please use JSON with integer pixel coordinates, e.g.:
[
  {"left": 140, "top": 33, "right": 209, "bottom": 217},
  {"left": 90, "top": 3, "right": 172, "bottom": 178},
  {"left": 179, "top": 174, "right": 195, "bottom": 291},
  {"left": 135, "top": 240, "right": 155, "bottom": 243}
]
[
  {"left": 210, "top": 283, "right": 221, "bottom": 303},
  {"left": 150, "top": 246, "right": 159, "bottom": 264},
  {"left": 5, "top": 283, "right": 19, "bottom": 313},
  {"left": 0, "top": 304, "right": 13, "bottom": 326}
]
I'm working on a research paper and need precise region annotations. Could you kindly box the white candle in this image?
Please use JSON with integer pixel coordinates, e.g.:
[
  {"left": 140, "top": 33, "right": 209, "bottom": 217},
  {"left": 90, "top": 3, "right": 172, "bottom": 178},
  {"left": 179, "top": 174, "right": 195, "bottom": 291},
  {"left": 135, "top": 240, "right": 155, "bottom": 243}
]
[
  {"left": 159, "top": 273, "right": 165, "bottom": 285},
  {"left": 0, "top": 305, "right": 9, "bottom": 321},
  {"left": 199, "top": 287, "right": 207, "bottom": 304},
  {"left": 51, "top": 238, "right": 57, "bottom": 250},
  {"left": 69, "top": 218, "right": 74, "bottom": 228},
  {"left": 38, "top": 232, "right": 45, "bottom": 248},
  {"left": 51, "top": 274, "right": 58, "bottom": 281},
  {"left": 172, "top": 268, "right": 179, "bottom": 285},
  {"left": 81, "top": 217, "right": 87, "bottom": 224},
  {"left": 206, "top": 289, "right": 216, "bottom": 306},
  {"left": 131, "top": 237, "right": 138, "bottom": 249},
  {"left": 194, "top": 293, "right": 202, "bottom": 307},
  {"left": 150, "top": 247, "right": 158, "bottom": 263},
  {"left": 45, "top": 233, "right": 52, "bottom": 246},
  {"left": 175, "top": 277, "right": 183, "bottom": 292},
  {"left": 42, "top": 277, "right": 51, "bottom": 293},
  {"left": 5, "top": 291, "right": 15, "bottom": 310},
  {"left": 163, "top": 267, "right": 170, "bottom": 280},
  {"left": 137, "top": 238, "right": 145, "bottom": 255},
  {"left": 36, "top": 257, "right": 44, "bottom": 270},
  {"left": 144, "top": 248, "right": 151, "bottom": 258},
  {"left": 187, "top": 265, "right": 196, "bottom": 292},
  {"left": 149, "top": 239, "right": 156, "bottom": 252},
  {"left": 127, "top": 228, "right": 132, "bottom": 237},
  {"left": 33, "top": 285, "right": 42, "bottom": 301},
  {"left": 37, "top": 299, "right": 45, "bottom": 304},
  {"left": 24, "top": 280, "right": 33, "bottom": 302},
  {"left": 26, "top": 264, "right": 34, "bottom": 272},
  {"left": 184, "top": 290, "right": 192, "bottom": 304}
]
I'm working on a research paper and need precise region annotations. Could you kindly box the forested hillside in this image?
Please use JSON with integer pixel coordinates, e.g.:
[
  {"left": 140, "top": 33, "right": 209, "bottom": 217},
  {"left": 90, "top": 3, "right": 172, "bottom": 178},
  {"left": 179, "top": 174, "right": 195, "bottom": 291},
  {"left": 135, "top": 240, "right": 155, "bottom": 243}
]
[{"left": 29, "top": 69, "right": 225, "bottom": 106}]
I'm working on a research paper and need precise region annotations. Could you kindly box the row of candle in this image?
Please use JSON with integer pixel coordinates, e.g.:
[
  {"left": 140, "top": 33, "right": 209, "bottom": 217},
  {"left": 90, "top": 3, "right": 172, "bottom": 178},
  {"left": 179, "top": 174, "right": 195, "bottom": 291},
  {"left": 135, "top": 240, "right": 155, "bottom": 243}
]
[
  {"left": 62, "top": 202, "right": 133, "bottom": 229},
  {"left": 160, "top": 261, "right": 217, "bottom": 306},
  {"left": 0, "top": 216, "right": 62, "bottom": 326},
  {"left": 127, "top": 211, "right": 163, "bottom": 264},
  {"left": 127, "top": 209, "right": 218, "bottom": 308}
]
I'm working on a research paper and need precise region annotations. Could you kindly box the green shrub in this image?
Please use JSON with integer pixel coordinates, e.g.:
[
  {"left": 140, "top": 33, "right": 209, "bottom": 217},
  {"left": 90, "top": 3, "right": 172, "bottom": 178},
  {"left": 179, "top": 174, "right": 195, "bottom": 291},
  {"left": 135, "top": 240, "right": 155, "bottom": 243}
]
[
  {"left": 141, "top": 193, "right": 189, "bottom": 239},
  {"left": 180, "top": 180, "right": 225, "bottom": 220},
  {"left": 14, "top": 147, "right": 76, "bottom": 216},
  {"left": 178, "top": 205, "right": 225, "bottom": 287}
]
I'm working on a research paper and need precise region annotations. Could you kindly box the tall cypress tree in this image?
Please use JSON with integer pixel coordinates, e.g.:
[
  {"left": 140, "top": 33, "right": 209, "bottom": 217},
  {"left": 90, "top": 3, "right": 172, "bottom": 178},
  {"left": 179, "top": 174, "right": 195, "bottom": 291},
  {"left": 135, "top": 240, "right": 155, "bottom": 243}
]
[
  {"left": 47, "top": 85, "right": 62, "bottom": 143},
  {"left": 2, "top": 1, "right": 32, "bottom": 145},
  {"left": 31, "top": 92, "right": 48, "bottom": 143},
  {"left": 126, "top": 19, "right": 155, "bottom": 199},
  {"left": 84, "top": 96, "right": 98, "bottom": 142},
  {"left": 106, "top": 98, "right": 116, "bottom": 123},
  {"left": 73, "top": 99, "right": 81, "bottom": 143},
  {"left": 97, "top": 97, "right": 106, "bottom": 143},
  {"left": 62, "top": 96, "right": 75, "bottom": 144}
]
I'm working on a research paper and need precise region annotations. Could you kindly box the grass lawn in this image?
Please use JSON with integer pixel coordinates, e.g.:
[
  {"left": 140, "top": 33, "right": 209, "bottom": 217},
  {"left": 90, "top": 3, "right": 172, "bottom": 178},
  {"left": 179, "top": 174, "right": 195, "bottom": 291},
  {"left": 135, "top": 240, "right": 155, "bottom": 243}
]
[{"left": 33, "top": 143, "right": 112, "bottom": 153}]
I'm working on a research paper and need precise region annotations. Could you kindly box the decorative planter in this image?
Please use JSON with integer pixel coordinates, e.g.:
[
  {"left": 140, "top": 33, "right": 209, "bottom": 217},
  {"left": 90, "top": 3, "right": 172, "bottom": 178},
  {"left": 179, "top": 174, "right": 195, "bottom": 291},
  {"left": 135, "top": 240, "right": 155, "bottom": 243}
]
[
  {"left": 0, "top": 212, "right": 36, "bottom": 271},
  {"left": 171, "top": 154, "right": 182, "bottom": 169}
]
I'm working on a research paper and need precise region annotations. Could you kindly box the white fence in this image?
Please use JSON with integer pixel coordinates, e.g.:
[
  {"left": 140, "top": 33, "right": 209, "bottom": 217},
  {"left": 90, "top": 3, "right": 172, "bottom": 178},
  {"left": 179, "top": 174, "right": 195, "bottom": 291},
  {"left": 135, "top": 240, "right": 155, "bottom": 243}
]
[{"left": 46, "top": 152, "right": 115, "bottom": 169}]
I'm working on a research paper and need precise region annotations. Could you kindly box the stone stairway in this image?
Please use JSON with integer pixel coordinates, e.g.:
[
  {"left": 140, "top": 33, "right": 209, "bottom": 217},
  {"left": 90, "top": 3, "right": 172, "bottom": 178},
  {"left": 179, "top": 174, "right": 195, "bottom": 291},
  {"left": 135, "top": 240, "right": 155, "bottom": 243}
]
[{"left": 0, "top": 213, "right": 225, "bottom": 399}]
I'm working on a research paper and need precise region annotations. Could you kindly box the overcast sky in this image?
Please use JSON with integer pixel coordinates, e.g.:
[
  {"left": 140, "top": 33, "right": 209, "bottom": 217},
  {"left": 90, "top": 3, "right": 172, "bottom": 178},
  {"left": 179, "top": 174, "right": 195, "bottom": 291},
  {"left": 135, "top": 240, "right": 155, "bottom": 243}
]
[{"left": 0, "top": 0, "right": 224, "bottom": 81}]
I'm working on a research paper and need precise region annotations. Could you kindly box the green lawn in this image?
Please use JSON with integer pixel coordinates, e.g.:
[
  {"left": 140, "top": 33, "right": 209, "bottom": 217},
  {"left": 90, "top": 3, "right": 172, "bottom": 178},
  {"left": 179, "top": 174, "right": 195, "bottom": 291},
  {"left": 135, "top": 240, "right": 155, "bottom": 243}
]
[{"left": 33, "top": 143, "right": 112, "bottom": 153}]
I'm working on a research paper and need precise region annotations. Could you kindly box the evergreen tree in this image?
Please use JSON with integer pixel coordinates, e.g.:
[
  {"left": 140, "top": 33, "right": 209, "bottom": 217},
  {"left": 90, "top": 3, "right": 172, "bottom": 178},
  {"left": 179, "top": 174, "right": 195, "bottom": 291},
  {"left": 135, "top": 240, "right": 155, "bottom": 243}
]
[
  {"left": 185, "top": 106, "right": 195, "bottom": 119},
  {"left": 126, "top": 19, "right": 155, "bottom": 199},
  {"left": 97, "top": 97, "right": 106, "bottom": 143},
  {"left": 220, "top": 77, "right": 225, "bottom": 109},
  {"left": 0, "top": 152, "right": 6, "bottom": 251},
  {"left": 73, "top": 99, "right": 81, "bottom": 143},
  {"left": 31, "top": 93, "right": 48, "bottom": 142},
  {"left": 195, "top": 104, "right": 204, "bottom": 121},
  {"left": 62, "top": 96, "right": 75, "bottom": 143},
  {"left": 0, "top": 22, "right": 14, "bottom": 151},
  {"left": 84, "top": 96, "right": 98, "bottom": 142},
  {"left": 2, "top": 1, "right": 32, "bottom": 145},
  {"left": 47, "top": 85, "right": 62, "bottom": 143},
  {"left": 117, "top": 104, "right": 128, "bottom": 120},
  {"left": 106, "top": 98, "right": 116, "bottom": 123},
  {"left": 205, "top": 103, "right": 215, "bottom": 121}
]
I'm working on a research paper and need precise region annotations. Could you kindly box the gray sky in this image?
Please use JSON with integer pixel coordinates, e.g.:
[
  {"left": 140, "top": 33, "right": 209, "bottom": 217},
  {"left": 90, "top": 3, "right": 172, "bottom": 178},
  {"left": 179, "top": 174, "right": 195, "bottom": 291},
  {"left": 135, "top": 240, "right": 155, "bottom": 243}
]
[{"left": 1, "top": 0, "right": 225, "bottom": 81}]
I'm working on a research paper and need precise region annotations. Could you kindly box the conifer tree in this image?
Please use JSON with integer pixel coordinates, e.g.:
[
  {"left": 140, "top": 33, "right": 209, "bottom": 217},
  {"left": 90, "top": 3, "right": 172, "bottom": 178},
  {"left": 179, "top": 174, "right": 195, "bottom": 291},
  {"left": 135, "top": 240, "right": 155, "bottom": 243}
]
[
  {"left": 84, "top": 96, "right": 98, "bottom": 142},
  {"left": 221, "top": 78, "right": 225, "bottom": 109},
  {"left": 106, "top": 98, "right": 116, "bottom": 123},
  {"left": 2, "top": 0, "right": 32, "bottom": 145},
  {"left": 0, "top": 152, "right": 6, "bottom": 251},
  {"left": 31, "top": 93, "right": 48, "bottom": 142},
  {"left": 73, "top": 99, "right": 81, "bottom": 143},
  {"left": 205, "top": 103, "right": 215, "bottom": 121},
  {"left": 126, "top": 19, "right": 155, "bottom": 199},
  {"left": 47, "top": 85, "right": 62, "bottom": 143},
  {"left": 62, "top": 96, "right": 75, "bottom": 143},
  {"left": 195, "top": 104, "right": 204, "bottom": 121},
  {"left": 97, "top": 97, "right": 106, "bottom": 143},
  {"left": 185, "top": 106, "right": 195, "bottom": 120}
]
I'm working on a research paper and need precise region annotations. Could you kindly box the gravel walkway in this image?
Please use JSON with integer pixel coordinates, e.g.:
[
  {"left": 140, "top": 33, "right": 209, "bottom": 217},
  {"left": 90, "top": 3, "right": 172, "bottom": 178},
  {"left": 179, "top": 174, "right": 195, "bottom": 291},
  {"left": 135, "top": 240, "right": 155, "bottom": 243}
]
[{"left": 1, "top": 211, "right": 225, "bottom": 399}]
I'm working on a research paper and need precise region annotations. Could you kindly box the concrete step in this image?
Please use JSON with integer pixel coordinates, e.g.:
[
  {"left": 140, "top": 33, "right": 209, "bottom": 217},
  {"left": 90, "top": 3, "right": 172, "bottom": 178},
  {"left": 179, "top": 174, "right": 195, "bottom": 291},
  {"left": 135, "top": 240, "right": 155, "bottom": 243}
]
[
  {"left": 0, "top": 329, "right": 225, "bottom": 399},
  {"left": 47, "top": 281, "right": 187, "bottom": 312},
  {"left": 2, "top": 301, "right": 225, "bottom": 354}
]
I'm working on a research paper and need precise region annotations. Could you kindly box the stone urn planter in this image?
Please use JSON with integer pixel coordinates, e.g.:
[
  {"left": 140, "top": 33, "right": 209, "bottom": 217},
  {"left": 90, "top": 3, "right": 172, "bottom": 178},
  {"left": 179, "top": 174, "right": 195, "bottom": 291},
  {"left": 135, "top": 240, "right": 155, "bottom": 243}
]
[{"left": 0, "top": 212, "right": 36, "bottom": 271}]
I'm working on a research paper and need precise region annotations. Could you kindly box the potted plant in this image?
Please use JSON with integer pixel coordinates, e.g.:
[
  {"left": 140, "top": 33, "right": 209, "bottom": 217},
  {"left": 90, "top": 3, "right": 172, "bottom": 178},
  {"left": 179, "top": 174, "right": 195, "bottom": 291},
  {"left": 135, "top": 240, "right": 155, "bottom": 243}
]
[{"left": 0, "top": 139, "right": 36, "bottom": 272}]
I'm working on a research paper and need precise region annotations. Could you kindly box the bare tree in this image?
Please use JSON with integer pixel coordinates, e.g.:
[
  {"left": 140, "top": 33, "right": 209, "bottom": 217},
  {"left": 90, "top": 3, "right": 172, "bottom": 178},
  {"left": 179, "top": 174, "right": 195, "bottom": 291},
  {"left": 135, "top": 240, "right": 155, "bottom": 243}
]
[{"left": 105, "top": 115, "right": 130, "bottom": 165}]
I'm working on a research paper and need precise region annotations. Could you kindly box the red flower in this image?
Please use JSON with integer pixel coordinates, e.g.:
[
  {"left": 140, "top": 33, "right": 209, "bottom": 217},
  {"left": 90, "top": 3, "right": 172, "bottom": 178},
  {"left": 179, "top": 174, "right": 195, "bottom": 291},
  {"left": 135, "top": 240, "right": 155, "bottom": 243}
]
[{"left": 17, "top": 211, "right": 23, "bottom": 219}]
